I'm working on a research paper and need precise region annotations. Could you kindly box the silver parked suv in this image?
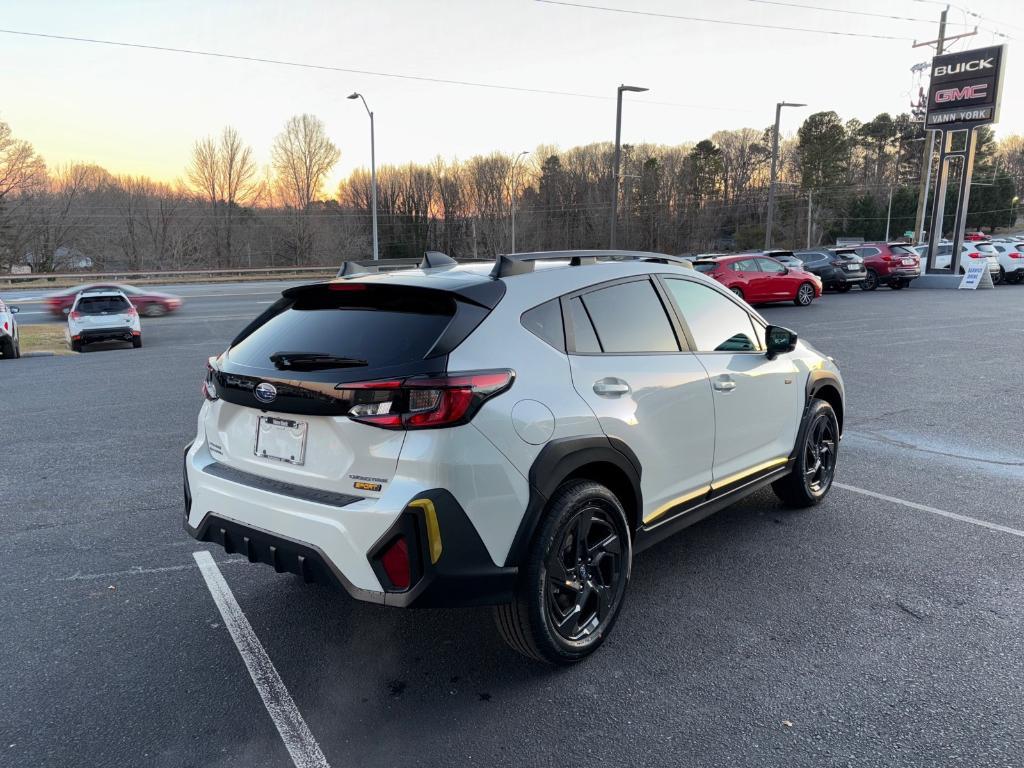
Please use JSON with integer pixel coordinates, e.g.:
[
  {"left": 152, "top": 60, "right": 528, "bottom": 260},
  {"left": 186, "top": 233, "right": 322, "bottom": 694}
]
[{"left": 184, "top": 251, "right": 845, "bottom": 663}]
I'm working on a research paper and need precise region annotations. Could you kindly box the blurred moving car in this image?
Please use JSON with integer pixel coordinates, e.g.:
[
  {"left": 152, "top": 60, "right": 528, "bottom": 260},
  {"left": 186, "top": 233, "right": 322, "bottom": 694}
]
[
  {"left": 66, "top": 289, "right": 143, "bottom": 352},
  {"left": 692, "top": 253, "right": 822, "bottom": 306},
  {"left": 46, "top": 283, "right": 182, "bottom": 317},
  {"left": 0, "top": 297, "right": 21, "bottom": 359},
  {"left": 990, "top": 241, "right": 1024, "bottom": 284},
  {"left": 794, "top": 248, "right": 866, "bottom": 293},
  {"left": 852, "top": 243, "right": 921, "bottom": 290}
]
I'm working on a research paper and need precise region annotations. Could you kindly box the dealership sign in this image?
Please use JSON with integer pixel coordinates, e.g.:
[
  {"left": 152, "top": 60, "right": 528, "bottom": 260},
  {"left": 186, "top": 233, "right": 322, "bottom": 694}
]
[{"left": 926, "top": 45, "right": 1005, "bottom": 128}]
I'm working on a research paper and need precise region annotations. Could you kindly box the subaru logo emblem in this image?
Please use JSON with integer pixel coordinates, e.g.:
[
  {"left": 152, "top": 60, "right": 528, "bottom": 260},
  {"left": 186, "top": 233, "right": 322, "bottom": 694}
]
[{"left": 254, "top": 382, "right": 277, "bottom": 404}]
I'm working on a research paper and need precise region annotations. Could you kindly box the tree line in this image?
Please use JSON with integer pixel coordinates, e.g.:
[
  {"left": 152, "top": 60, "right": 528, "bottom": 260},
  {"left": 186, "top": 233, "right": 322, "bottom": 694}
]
[{"left": 0, "top": 110, "right": 1021, "bottom": 273}]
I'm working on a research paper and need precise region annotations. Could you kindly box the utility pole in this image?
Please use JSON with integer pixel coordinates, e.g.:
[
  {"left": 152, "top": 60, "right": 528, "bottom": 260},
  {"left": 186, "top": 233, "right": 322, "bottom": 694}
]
[
  {"left": 806, "top": 190, "right": 813, "bottom": 249},
  {"left": 765, "top": 101, "right": 806, "bottom": 251},
  {"left": 885, "top": 186, "right": 894, "bottom": 242},
  {"left": 610, "top": 84, "right": 648, "bottom": 249},
  {"left": 509, "top": 151, "right": 529, "bottom": 253},
  {"left": 347, "top": 93, "right": 379, "bottom": 260}
]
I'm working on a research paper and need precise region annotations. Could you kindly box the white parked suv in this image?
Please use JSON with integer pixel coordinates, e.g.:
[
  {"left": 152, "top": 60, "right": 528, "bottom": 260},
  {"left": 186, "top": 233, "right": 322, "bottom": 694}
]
[
  {"left": 184, "top": 251, "right": 845, "bottom": 663},
  {"left": 989, "top": 241, "right": 1024, "bottom": 284},
  {"left": 0, "top": 297, "right": 21, "bottom": 359},
  {"left": 67, "top": 289, "right": 143, "bottom": 352}
]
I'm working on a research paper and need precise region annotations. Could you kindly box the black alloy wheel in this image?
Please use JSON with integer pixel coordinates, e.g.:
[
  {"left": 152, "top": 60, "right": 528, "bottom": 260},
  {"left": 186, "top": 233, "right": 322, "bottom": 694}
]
[
  {"left": 802, "top": 411, "right": 837, "bottom": 495},
  {"left": 544, "top": 503, "right": 626, "bottom": 643},
  {"left": 861, "top": 270, "right": 878, "bottom": 291}
]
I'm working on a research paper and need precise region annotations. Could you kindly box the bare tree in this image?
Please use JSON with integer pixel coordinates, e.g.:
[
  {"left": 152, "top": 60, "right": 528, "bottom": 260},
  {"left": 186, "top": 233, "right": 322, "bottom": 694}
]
[
  {"left": 0, "top": 119, "right": 46, "bottom": 269},
  {"left": 271, "top": 114, "right": 340, "bottom": 264}
]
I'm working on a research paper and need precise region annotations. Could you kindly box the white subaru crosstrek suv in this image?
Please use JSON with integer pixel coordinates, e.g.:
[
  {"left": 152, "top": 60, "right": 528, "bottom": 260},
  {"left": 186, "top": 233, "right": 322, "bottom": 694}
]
[
  {"left": 0, "top": 297, "right": 21, "bottom": 359},
  {"left": 67, "top": 289, "right": 143, "bottom": 352},
  {"left": 184, "top": 251, "right": 844, "bottom": 664},
  {"left": 989, "top": 241, "right": 1024, "bottom": 284}
]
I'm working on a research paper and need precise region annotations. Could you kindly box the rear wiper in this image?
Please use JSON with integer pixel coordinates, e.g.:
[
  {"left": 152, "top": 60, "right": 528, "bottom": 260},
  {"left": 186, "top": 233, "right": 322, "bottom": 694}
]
[{"left": 270, "top": 352, "right": 368, "bottom": 370}]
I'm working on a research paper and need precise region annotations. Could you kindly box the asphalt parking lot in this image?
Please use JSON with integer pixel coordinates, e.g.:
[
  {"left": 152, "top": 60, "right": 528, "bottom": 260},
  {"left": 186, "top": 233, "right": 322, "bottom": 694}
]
[{"left": 2, "top": 283, "right": 1023, "bottom": 767}]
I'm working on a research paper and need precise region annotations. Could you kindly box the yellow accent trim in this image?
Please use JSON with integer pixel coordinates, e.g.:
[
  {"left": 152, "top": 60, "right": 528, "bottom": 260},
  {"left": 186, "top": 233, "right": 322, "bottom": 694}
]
[
  {"left": 410, "top": 499, "right": 443, "bottom": 564},
  {"left": 711, "top": 457, "right": 789, "bottom": 491},
  {"left": 644, "top": 485, "right": 711, "bottom": 524},
  {"left": 353, "top": 481, "right": 382, "bottom": 492}
]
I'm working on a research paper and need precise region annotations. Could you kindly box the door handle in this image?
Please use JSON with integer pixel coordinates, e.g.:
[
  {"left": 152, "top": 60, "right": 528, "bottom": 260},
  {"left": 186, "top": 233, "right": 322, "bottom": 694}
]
[
  {"left": 712, "top": 378, "right": 736, "bottom": 392},
  {"left": 593, "top": 377, "right": 631, "bottom": 397}
]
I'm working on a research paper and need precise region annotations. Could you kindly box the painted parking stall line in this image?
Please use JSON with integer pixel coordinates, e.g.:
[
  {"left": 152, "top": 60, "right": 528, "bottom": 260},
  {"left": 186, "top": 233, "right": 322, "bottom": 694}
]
[
  {"left": 193, "top": 551, "right": 331, "bottom": 768},
  {"left": 835, "top": 482, "right": 1024, "bottom": 539}
]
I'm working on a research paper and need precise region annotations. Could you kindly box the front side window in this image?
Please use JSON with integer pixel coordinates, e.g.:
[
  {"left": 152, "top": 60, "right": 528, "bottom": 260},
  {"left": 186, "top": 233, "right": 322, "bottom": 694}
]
[
  {"left": 731, "top": 259, "right": 759, "bottom": 272},
  {"left": 576, "top": 279, "right": 679, "bottom": 354},
  {"left": 663, "top": 279, "right": 760, "bottom": 353}
]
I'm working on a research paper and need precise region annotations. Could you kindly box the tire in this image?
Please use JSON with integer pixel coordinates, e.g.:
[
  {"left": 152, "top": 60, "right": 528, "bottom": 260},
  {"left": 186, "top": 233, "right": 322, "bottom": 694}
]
[
  {"left": 772, "top": 399, "right": 839, "bottom": 508},
  {"left": 861, "top": 269, "right": 878, "bottom": 291},
  {"left": 995, "top": 267, "right": 1004, "bottom": 285},
  {"left": 71, "top": 340, "right": 83, "bottom": 353},
  {"left": 835, "top": 284, "right": 851, "bottom": 293},
  {"left": 794, "top": 282, "right": 815, "bottom": 306},
  {"left": 730, "top": 287, "right": 744, "bottom": 300},
  {"left": 890, "top": 279, "right": 904, "bottom": 290},
  {"left": 132, "top": 336, "right": 142, "bottom": 349},
  {"left": 12, "top": 338, "right": 20, "bottom": 359},
  {"left": 494, "top": 480, "right": 632, "bottom": 665},
  {"left": 0, "top": 337, "right": 12, "bottom": 359},
  {"left": 143, "top": 303, "right": 168, "bottom": 318}
]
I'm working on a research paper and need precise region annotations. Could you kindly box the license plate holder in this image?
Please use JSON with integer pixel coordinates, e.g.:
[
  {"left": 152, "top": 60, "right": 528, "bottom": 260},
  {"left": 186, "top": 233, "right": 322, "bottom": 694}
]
[
  {"left": 255, "top": 416, "right": 308, "bottom": 465},
  {"left": 902, "top": 258, "right": 915, "bottom": 266}
]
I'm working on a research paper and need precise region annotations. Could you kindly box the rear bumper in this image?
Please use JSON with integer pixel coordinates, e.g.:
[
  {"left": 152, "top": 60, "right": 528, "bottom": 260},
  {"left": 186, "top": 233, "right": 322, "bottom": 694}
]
[
  {"left": 76, "top": 327, "right": 138, "bottom": 343},
  {"left": 884, "top": 268, "right": 920, "bottom": 281},
  {"left": 183, "top": 441, "right": 517, "bottom": 608}
]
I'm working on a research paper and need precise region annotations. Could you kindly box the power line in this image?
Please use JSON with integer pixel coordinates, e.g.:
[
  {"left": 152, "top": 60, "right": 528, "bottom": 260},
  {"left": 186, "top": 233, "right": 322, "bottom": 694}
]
[
  {"left": 535, "top": 0, "right": 917, "bottom": 40},
  {"left": 0, "top": 27, "right": 754, "bottom": 113},
  {"left": 747, "top": 0, "right": 937, "bottom": 24}
]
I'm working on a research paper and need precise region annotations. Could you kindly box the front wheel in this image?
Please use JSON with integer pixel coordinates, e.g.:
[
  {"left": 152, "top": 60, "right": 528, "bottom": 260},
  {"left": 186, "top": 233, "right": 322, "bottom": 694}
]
[
  {"left": 861, "top": 270, "right": 878, "bottom": 291},
  {"left": 494, "top": 480, "right": 631, "bottom": 665},
  {"left": 794, "top": 282, "right": 815, "bottom": 306},
  {"left": 772, "top": 399, "right": 839, "bottom": 508}
]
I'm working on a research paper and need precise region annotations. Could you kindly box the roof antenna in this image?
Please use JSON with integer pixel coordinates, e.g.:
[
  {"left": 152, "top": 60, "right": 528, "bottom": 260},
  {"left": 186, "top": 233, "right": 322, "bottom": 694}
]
[
  {"left": 336, "top": 261, "right": 378, "bottom": 278},
  {"left": 420, "top": 251, "right": 457, "bottom": 269}
]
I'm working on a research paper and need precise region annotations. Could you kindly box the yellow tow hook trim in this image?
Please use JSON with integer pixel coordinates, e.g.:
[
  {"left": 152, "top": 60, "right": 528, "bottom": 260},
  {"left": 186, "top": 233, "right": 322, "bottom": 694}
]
[{"left": 409, "top": 499, "right": 443, "bottom": 564}]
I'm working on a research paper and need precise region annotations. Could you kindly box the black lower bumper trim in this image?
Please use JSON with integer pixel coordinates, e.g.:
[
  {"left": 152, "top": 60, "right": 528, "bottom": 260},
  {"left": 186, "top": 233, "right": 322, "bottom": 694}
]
[
  {"left": 80, "top": 328, "right": 136, "bottom": 342},
  {"left": 202, "top": 461, "right": 361, "bottom": 508}
]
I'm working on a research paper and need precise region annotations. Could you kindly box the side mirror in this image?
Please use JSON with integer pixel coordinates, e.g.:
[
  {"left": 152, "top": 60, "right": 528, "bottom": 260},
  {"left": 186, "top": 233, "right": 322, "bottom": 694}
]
[
  {"left": 9, "top": 306, "right": 19, "bottom": 314},
  {"left": 765, "top": 325, "right": 797, "bottom": 359}
]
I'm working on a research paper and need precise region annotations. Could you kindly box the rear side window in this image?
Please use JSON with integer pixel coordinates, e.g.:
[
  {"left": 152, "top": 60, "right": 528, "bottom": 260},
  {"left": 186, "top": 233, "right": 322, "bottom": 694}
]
[
  {"left": 732, "top": 259, "right": 759, "bottom": 272},
  {"left": 521, "top": 299, "right": 565, "bottom": 351},
  {"left": 578, "top": 280, "right": 679, "bottom": 354},
  {"left": 566, "top": 297, "right": 601, "bottom": 353},
  {"left": 856, "top": 247, "right": 881, "bottom": 257},
  {"left": 76, "top": 296, "right": 131, "bottom": 314},
  {"left": 229, "top": 285, "right": 456, "bottom": 372},
  {"left": 663, "top": 279, "right": 760, "bottom": 353}
]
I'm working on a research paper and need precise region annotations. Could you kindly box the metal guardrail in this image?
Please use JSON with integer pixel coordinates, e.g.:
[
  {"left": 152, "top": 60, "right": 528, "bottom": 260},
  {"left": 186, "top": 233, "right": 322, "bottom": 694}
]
[{"left": 0, "top": 258, "right": 498, "bottom": 287}]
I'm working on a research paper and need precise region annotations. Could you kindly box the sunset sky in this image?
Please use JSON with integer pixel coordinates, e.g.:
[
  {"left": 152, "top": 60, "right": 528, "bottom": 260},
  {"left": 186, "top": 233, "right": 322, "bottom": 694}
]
[{"left": 3, "top": 0, "right": 1021, "bottom": 193}]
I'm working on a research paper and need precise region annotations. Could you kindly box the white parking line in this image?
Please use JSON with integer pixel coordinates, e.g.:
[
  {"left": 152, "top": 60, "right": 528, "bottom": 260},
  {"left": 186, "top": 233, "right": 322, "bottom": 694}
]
[
  {"left": 835, "top": 482, "right": 1024, "bottom": 539},
  {"left": 193, "top": 551, "right": 331, "bottom": 768}
]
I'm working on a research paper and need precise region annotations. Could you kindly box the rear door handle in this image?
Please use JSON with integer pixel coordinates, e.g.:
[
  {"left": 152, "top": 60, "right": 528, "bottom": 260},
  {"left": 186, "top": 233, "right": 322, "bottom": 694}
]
[
  {"left": 713, "top": 378, "right": 736, "bottom": 392},
  {"left": 593, "top": 377, "right": 631, "bottom": 397}
]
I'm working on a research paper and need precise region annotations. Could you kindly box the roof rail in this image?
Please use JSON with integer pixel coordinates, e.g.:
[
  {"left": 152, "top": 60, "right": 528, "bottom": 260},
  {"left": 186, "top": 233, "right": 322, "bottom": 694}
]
[
  {"left": 336, "top": 261, "right": 379, "bottom": 278},
  {"left": 489, "top": 250, "right": 692, "bottom": 278},
  {"left": 420, "top": 251, "right": 458, "bottom": 269}
]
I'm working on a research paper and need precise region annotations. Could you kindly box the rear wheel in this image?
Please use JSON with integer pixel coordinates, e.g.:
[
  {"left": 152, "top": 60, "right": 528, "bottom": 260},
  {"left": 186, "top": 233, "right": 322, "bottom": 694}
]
[
  {"left": 861, "top": 269, "right": 878, "bottom": 291},
  {"left": 772, "top": 399, "right": 839, "bottom": 508},
  {"left": 794, "top": 282, "right": 815, "bottom": 306},
  {"left": 730, "top": 287, "right": 744, "bottom": 300},
  {"left": 132, "top": 336, "right": 142, "bottom": 349},
  {"left": 71, "top": 339, "right": 83, "bottom": 353},
  {"left": 0, "top": 337, "right": 13, "bottom": 359},
  {"left": 494, "top": 480, "right": 631, "bottom": 665},
  {"left": 890, "top": 279, "right": 904, "bottom": 290},
  {"left": 995, "top": 267, "right": 1004, "bottom": 285}
]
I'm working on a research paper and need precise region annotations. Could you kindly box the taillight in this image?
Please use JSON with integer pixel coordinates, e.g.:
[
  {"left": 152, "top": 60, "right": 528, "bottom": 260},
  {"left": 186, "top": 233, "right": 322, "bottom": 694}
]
[
  {"left": 126, "top": 305, "right": 138, "bottom": 317},
  {"left": 1010, "top": 253, "right": 1024, "bottom": 259},
  {"left": 342, "top": 369, "right": 514, "bottom": 430},
  {"left": 969, "top": 252, "right": 983, "bottom": 259},
  {"left": 379, "top": 537, "right": 411, "bottom": 590},
  {"left": 202, "top": 358, "right": 219, "bottom": 401},
  {"left": 2, "top": 321, "right": 7, "bottom": 331},
  {"left": 69, "top": 310, "right": 82, "bottom": 320}
]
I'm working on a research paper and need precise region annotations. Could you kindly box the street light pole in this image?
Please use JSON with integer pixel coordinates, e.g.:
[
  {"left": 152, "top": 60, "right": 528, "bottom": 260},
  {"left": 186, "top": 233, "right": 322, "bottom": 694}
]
[
  {"left": 765, "top": 101, "right": 806, "bottom": 251},
  {"left": 510, "top": 151, "right": 529, "bottom": 253},
  {"left": 348, "top": 92, "right": 379, "bottom": 261},
  {"left": 610, "top": 84, "right": 648, "bottom": 249}
]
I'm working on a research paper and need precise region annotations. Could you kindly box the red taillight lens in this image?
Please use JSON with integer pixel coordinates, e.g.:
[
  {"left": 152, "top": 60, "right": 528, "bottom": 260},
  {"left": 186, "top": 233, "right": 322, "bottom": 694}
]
[
  {"left": 2, "top": 321, "right": 7, "bottom": 331},
  {"left": 342, "top": 370, "right": 514, "bottom": 430},
  {"left": 126, "top": 305, "right": 138, "bottom": 317},
  {"left": 202, "top": 358, "right": 219, "bottom": 401},
  {"left": 1010, "top": 253, "right": 1024, "bottom": 259},
  {"left": 379, "top": 537, "right": 411, "bottom": 590},
  {"left": 969, "top": 252, "right": 983, "bottom": 259},
  {"left": 69, "top": 310, "right": 82, "bottom": 320}
]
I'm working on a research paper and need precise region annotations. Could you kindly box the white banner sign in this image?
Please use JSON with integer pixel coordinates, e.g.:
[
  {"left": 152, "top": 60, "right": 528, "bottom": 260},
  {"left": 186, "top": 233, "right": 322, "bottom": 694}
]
[{"left": 958, "top": 261, "right": 994, "bottom": 289}]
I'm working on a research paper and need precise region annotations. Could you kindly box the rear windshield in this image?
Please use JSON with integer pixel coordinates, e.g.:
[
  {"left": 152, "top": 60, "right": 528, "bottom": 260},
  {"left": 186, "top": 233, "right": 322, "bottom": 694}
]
[
  {"left": 890, "top": 245, "right": 916, "bottom": 256},
  {"left": 77, "top": 296, "right": 131, "bottom": 314},
  {"left": 692, "top": 262, "right": 717, "bottom": 273},
  {"left": 228, "top": 284, "right": 457, "bottom": 372},
  {"left": 975, "top": 244, "right": 996, "bottom": 254}
]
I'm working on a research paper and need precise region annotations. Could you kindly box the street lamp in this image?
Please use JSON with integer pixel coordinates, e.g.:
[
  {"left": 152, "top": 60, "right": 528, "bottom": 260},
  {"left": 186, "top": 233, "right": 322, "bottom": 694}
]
[
  {"left": 764, "top": 101, "right": 806, "bottom": 251},
  {"left": 348, "top": 92, "right": 379, "bottom": 261},
  {"left": 610, "top": 84, "right": 649, "bottom": 249},
  {"left": 510, "top": 151, "right": 529, "bottom": 252}
]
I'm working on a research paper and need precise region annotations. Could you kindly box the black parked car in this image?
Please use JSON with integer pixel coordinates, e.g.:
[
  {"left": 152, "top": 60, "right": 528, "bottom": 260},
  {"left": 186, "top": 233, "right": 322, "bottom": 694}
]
[{"left": 794, "top": 248, "right": 866, "bottom": 292}]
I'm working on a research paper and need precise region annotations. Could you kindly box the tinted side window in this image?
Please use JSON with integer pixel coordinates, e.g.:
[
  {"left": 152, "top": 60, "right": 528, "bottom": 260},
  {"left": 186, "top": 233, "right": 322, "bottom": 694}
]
[
  {"left": 663, "top": 279, "right": 759, "bottom": 353},
  {"left": 579, "top": 280, "right": 679, "bottom": 353},
  {"left": 732, "top": 259, "right": 759, "bottom": 272},
  {"left": 856, "top": 247, "right": 881, "bottom": 257},
  {"left": 521, "top": 299, "right": 565, "bottom": 351},
  {"left": 757, "top": 258, "right": 786, "bottom": 274},
  {"left": 566, "top": 297, "right": 601, "bottom": 354}
]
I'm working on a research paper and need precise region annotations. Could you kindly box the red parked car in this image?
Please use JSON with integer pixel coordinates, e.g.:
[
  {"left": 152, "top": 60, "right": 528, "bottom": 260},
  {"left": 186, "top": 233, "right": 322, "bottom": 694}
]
[
  {"left": 45, "top": 283, "right": 183, "bottom": 317},
  {"left": 852, "top": 243, "right": 921, "bottom": 290},
  {"left": 692, "top": 253, "right": 822, "bottom": 306}
]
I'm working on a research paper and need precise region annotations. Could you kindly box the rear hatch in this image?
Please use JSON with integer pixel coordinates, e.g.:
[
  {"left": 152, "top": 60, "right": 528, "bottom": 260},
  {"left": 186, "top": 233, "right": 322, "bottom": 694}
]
[
  {"left": 72, "top": 295, "right": 135, "bottom": 328},
  {"left": 204, "top": 279, "right": 501, "bottom": 497},
  {"left": 830, "top": 248, "right": 865, "bottom": 273}
]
